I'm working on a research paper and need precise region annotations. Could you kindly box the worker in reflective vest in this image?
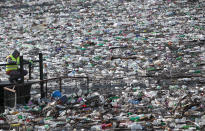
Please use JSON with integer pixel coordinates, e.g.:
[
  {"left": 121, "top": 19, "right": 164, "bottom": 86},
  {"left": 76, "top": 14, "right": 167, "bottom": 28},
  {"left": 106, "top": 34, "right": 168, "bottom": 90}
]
[{"left": 6, "top": 50, "right": 29, "bottom": 83}]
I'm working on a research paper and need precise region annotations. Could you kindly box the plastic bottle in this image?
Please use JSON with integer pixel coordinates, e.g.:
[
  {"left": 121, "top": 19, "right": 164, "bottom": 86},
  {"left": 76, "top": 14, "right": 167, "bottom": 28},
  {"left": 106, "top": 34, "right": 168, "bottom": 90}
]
[
  {"left": 128, "top": 100, "right": 140, "bottom": 104},
  {"left": 101, "top": 123, "right": 112, "bottom": 129},
  {"left": 130, "top": 123, "right": 143, "bottom": 131},
  {"left": 99, "top": 95, "right": 105, "bottom": 104},
  {"left": 91, "top": 125, "right": 102, "bottom": 131},
  {"left": 130, "top": 116, "right": 140, "bottom": 121}
]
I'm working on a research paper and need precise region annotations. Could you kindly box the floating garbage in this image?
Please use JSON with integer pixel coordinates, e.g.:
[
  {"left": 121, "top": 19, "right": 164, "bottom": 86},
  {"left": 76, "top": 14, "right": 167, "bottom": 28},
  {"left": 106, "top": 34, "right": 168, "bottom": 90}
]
[{"left": 0, "top": 0, "right": 205, "bottom": 130}]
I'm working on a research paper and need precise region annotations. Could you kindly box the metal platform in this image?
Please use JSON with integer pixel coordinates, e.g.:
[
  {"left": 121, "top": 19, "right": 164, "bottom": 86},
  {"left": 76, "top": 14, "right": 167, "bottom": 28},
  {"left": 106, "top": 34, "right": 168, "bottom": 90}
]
[{"left": 0, "top": 80, "right": 37, "bottom": 113}]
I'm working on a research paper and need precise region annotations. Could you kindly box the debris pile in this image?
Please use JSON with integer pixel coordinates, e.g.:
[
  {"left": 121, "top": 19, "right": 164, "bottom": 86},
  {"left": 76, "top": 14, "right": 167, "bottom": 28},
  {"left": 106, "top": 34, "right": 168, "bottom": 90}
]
[{"left": 0, "top": 0, "right": 205, "bottom": 130}]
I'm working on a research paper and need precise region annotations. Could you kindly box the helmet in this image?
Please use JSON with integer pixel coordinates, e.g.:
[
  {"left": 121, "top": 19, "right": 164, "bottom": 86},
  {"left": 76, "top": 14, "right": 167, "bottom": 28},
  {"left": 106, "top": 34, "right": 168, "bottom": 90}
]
[{"left": 12, "top": 50, "right": 20, "bottom": 58}]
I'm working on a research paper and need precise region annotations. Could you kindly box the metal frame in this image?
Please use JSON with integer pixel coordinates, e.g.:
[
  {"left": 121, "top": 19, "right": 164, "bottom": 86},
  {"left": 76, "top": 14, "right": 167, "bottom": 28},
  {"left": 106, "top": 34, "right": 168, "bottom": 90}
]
[
  {"left": 0, "top": 53, "right": 90, "bottom": 98},
  {"left": 3, "top": 76, "right": 89, "bottom": 97}
]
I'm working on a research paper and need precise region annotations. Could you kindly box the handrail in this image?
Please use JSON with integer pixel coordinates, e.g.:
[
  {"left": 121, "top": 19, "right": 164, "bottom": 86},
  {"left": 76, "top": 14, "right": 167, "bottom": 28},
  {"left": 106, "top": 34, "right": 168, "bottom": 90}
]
[
  {"left": 0, "top": 60, "right": 41, "bottom": 66},
  {"left": 3, "top": 76, "right": 89, "bottom": 97},
  {"left": 2, "top": 76, "right": 89, "bottom": 88}
]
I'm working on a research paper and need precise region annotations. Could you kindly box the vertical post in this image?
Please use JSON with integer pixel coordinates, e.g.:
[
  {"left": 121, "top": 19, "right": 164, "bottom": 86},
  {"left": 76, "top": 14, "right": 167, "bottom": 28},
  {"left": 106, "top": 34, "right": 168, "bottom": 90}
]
[
  {"left": 39, "top": 53, "right": 45, "bottom": 98},
  {"left": 20, "top": 56, "right": 24, "bottom": 83},
  {"left": 29, "top": 63, "right": 32, "bottom": 80},
  {"left": 0, "top": 85, "right": 4, "bottom": 113}
]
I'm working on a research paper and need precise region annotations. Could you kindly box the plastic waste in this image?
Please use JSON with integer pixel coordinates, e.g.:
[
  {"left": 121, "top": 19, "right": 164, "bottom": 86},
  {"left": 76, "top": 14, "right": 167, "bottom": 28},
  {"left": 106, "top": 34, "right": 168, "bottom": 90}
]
[
  {"left": 0, "top": 0, "right": 205, "bottom": 130},
  {"left": 52, "top": 90, "right": 62, "bottom": 98}
]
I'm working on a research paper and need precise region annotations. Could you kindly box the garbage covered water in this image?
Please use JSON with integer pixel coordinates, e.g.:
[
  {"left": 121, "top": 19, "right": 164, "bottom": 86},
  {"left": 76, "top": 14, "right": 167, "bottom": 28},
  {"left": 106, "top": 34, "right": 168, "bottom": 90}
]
[{"left": 0, "top": 0, "right": 205, "bottom": 130}]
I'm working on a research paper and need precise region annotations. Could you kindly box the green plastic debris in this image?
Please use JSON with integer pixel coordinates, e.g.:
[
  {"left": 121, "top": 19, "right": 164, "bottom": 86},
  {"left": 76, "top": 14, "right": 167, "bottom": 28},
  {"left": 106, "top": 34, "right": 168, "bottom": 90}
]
[
  {"left": 49, "top": 28, "right": 54, "bottom": 31},
  {"left": 44, "top": 125, "right": 49, "bottom": 129},
  {"left": 196, "top": 126, "right": 200, "bottom": 130},
  {"left": 161, "top": 122, "right": 166, "bottom": 126},
  {"left": 24, "top": 106, "right": 29, "bottom": 110},
  {"left": 135, "top": 119, "right": 139, "bottom": 122},
  {"left": 94, "top": 56, "right": 101, "bottom": 61},
  {"left": 179, "top": 35, "right": 185, "bottom": 38},
  {"left": 169, "top": 85, "right": 179, "bottom": 90},
  {"left": 176, "top": 56, "right": 182, "bottom": 60},
  {"left": 147, "top": 67, "right": 156, "bottom": 71},
  {"left": 130, "top": 116, "right": 140, "bottom": 121},
  {"left": 84, "top": 44, "right": 90, "bottom": 47},
  {"left": 109, "top": 96, "right": 120, "bottom": 100},
  {"left": 194, "top": 70, "right": 201, "bottom": 73},
  {"left": 18, "top": 115, "right": 23, "bottom": 119},
  {"left": 143, "top": 37, "right": 148, "bottom": 40},
  {"left": 127, "top": 112, "right": 132, "bottom": 116},
  {"left": 91, "top": 63, "right": 95, "bottom": 67},
  {"left": 148, "top": 105, "right": 153, "bottom": 109},
  {"left": 38, "top": 106, "right": 42, "bottom": 111},
  {"left": 44, "top": 117, "right": 53, "bottom": 120},
  {"left": 80, "top": 48, "right": 86, "bottom": 50},
  {"left": 115, "top": 37, "right": 121, "bottom": 40},
  {"left": 97, "top": 43, "right": 104, "bottom": 46},
  {"left": 182, "top": 125, "right": 190, "bottom": 129},
  {"left": 156, "top": 86, "right": 161, "bottom": 89},
  {"left": 132, "top": 88, "right": 137, "bottom": 92}
]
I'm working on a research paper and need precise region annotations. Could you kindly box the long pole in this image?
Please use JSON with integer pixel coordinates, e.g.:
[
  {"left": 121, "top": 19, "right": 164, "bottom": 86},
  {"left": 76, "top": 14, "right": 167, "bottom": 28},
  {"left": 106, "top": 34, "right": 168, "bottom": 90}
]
[
  {"left": 29, "top": 63, "right": 32, "bottom": 79},
  {"left": 0, "top": 85, "right": 4, "bottom": 113},
  {"left": 39, "top": 53, "right": 45, "bottom": 98},
  {"left": 20, "top": 56, "right": 24, "bottom": 83}
]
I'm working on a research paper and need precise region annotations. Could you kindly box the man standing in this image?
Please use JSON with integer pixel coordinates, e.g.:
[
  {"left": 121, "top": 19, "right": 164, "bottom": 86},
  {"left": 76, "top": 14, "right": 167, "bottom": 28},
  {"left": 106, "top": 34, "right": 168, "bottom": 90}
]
[{"left": 6, "top": 50, "right": 31, "bottom": 83}]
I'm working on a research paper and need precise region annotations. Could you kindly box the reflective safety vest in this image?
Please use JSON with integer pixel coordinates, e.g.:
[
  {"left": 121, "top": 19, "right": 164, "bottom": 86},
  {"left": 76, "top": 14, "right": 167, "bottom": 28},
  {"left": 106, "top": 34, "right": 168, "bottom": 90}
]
[{"left": 6, "top": 55, "right": 20, "bottom": 72}]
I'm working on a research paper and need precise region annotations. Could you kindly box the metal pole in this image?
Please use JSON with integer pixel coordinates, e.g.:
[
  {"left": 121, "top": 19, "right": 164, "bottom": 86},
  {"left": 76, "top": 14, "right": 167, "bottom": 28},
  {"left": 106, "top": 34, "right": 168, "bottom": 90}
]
[
  {"left": 0, "top": 85, "right": 4, "bottom": 113},
  {"left": 29, "top": 63, "right": 32, "bottom": 80},
  {"left": 20, "top": 56, "right": 24, "bottom": 83},
  {"left": 39, "top": 53, "right": 45, "bottom": 98}
]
